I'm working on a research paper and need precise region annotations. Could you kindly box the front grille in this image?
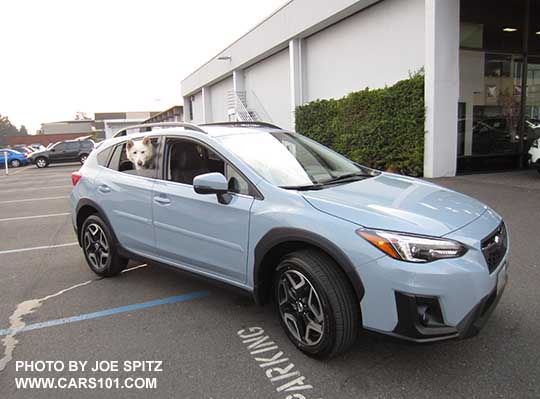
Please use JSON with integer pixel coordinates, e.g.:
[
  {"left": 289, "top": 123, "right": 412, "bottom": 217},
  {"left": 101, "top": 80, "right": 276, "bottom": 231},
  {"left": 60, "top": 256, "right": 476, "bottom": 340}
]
[{"left": 481, "top": 222, "right": 507, "bottom": 274}]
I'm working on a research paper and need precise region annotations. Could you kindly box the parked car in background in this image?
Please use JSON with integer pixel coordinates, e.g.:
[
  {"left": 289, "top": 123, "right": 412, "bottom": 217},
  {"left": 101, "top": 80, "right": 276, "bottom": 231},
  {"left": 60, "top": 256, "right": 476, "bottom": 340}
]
[
  {"left": 0, "top": 149, "right": 28, "bottom": 168},
  {"left": 528, "top": 138, "right": 540, "bottom": 174},
  {"left": 29, "top": 144, "right": 46, "bottom": 151},
  {"left": 28, "top": 139, "right": 94, "bottom": 168},
  {"left": 9, "top": 145, "right": 34, "bottom": 158}
]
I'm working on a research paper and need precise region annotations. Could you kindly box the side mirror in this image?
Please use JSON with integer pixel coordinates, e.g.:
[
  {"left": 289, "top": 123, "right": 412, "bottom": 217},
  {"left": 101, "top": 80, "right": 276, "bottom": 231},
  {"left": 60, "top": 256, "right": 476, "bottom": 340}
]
[
  {"left": 50, "top": 148, "right": 55, "bottom": 152},
  {"left": 193, "top": 172, "right": 232, "bottom": 204}
]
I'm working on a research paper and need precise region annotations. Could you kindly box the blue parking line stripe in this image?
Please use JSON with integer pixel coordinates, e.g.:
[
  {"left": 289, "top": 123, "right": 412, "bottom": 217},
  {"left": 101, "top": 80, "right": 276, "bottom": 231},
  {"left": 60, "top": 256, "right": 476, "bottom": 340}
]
[{"left": 0, "top": 291, "right": 209, "bottom": 337}]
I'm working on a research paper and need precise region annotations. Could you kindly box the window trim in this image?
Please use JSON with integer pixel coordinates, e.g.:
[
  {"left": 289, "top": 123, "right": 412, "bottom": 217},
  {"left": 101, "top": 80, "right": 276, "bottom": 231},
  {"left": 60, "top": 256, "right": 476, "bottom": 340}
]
[{"left": 161, "top": 135, "right": 263, "bottom": 200}]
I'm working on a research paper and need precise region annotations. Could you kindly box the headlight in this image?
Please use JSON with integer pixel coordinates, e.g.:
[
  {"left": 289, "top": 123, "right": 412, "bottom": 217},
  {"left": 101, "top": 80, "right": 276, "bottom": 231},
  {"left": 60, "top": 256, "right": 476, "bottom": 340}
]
[{"left": 356, "top": 229, "right": 467, "bottom": 263}]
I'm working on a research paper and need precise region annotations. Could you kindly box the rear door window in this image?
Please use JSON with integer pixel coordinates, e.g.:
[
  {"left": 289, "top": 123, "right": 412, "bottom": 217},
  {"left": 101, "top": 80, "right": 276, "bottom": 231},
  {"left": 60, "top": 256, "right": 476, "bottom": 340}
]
[
  {"left": 106, "top": 137, "right": 160, "bottom": 178},
  {"left": 65, "top": 142, "right": 79, "bottom": 151}
]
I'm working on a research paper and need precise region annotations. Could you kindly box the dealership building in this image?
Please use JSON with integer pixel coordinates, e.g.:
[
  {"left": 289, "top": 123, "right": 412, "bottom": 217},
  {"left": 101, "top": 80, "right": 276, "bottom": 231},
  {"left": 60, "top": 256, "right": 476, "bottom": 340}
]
[{"left": 181, "top": 0, "right": 540, "bottom": 177}]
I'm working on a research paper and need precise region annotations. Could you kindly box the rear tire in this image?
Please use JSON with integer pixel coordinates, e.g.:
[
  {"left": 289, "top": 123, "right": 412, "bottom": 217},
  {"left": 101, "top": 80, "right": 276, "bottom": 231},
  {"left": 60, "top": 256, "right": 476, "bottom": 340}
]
[
  {"left": 10, "top": 159, "right": 21, "bottom": 168},
  {"left": 273, "top": 249, "right": 360, "bottom": 359},
  {"left": 81, "top": 215, "right": 127, "bottom": 277},
  {"left": 35, "top": 157, "right": 48, "bottom": 168}
]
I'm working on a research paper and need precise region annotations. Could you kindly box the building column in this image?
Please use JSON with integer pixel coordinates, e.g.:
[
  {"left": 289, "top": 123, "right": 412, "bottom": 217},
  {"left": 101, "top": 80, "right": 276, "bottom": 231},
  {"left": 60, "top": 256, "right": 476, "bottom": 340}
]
[
  {"left": 233, "top": 69, "right": 245, "bottom": 93},
  {"left": 424, "top": 0, "right": 460, "bottom": 177},
  {"left": 182, "top": 96, "right": 191, "bottom": 122},
  {"left": 202, "top": 86, "right": 212, "bottom": 123},
  {"left": 289, "top": 38, "right": 304, "bottom": 129}
]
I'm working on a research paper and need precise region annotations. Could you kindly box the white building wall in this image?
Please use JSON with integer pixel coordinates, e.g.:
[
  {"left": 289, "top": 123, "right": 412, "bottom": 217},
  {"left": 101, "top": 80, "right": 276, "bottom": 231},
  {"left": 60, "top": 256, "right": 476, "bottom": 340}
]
[
  {"left": 210, "top": 76, "right": 233, "bottom": 122},
  {"left": 304, "top": 0, "right": 425, "bottom": 102},
  {"left": 192, "top": 91, "right": 204, "bottom": 124},
  {"left": 244, "top": 49, "right": 292, "bottom": 129}
]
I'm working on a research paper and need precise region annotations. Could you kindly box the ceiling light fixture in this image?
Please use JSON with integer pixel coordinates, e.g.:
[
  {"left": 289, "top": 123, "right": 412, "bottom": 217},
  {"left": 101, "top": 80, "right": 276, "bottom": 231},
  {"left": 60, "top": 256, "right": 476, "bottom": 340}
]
[
  {"left": 503, "top": 28, "right": 517, "bottom": 32},
  {"left": 536, "top": 31, "right": 540, "bottom": 35}
]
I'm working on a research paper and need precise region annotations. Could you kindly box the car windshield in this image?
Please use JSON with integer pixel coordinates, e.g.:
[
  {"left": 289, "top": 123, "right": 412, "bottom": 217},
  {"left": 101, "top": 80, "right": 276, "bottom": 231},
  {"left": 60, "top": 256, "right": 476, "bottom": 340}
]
[{"left": 218, "top": 131, "right": 377, "bottom": 187}]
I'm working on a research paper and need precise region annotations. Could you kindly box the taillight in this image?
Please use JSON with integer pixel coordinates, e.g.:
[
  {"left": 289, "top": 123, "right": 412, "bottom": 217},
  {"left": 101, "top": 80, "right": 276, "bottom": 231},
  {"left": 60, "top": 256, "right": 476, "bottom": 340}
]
[{"left": 71, "top": 171, "right": 82, "bottom": 186}]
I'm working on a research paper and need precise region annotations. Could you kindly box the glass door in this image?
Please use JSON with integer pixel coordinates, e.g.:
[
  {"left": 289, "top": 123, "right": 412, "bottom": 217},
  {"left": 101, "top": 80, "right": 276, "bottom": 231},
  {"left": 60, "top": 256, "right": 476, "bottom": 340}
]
[{"left": 525, "top": 57, "right": 540, "bottom": 146}]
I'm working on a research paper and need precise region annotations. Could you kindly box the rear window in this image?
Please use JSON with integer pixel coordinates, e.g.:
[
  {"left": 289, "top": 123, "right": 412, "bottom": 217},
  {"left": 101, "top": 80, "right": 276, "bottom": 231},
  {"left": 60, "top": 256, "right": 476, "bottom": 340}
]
[{"left": 96, "top": 146, "right": 113, "bottom": 166}]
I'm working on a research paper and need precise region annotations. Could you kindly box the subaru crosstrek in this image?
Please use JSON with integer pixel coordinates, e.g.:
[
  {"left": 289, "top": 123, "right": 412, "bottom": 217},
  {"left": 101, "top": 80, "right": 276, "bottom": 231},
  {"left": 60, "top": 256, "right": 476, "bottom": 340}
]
[{"left": 71, "top": 122, "right": 509, "bottom": 358}]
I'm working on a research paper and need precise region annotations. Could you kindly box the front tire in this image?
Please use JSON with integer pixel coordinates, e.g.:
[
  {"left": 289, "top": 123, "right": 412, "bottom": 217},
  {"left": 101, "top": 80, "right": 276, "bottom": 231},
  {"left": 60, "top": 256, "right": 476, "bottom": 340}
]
[
  {"left": 81, "top": 215, "right": 127, "bottom": 276},
  {"left": 273, "top": 249, "right": 360, "bottom": 359},
  {"left": 35, "top": 157, "right": 48, "bottom": 168},
  {"left": 10, "top": 159, "right": 21, "bottom": 168}
]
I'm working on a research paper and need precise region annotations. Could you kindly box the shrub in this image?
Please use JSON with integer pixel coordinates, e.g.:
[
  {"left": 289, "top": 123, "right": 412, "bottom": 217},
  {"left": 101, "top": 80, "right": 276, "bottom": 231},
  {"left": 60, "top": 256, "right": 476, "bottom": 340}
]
[{"left": 295, "top": 73, "right": 425, "bottom": 176}]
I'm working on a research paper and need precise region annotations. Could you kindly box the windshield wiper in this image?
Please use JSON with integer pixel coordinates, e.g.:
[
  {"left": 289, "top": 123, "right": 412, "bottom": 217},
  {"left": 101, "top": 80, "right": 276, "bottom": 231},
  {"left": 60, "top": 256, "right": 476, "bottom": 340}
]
[
  {"left": 280, "top": 183, "right": 324, "bottom": 191},
  {"left": 320, "top": 172, "right": 373, "bottom": 185}
]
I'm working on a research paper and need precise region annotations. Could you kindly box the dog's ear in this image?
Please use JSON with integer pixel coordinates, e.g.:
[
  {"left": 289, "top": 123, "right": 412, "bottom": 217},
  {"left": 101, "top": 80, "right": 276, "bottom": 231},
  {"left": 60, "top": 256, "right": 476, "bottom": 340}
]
[
  {"left": 142, "top": 136, "right": 151, "bottom": 145},
  {"left": 126, "top": 140, "right": 134, "bottom": 149}
]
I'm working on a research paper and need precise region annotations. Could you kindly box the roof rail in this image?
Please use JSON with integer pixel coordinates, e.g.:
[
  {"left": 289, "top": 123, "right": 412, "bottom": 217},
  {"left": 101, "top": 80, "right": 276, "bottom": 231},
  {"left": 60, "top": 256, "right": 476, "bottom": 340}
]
[
  {"left": 200, "top": 121, "right": 282, "bottom": 130},
  {"left": 112, "top": 122, "right": 206, "bottom": 138}
]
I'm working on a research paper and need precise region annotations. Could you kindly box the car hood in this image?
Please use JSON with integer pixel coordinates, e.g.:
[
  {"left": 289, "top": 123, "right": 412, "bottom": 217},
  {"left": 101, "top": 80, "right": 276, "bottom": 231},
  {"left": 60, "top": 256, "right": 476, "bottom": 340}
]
[
  {"left": 29, "top": 149, "right": 49, "bottom": 158},
  {"left": 301, "top": 173, "right": 487, "bottom": 237}
]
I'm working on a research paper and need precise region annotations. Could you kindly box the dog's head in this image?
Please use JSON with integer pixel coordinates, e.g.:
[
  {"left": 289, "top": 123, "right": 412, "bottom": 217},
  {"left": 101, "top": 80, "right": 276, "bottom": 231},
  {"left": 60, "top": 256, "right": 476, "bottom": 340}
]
[{"left": 126, "top": 136, "right": 154, "bottom": 169}]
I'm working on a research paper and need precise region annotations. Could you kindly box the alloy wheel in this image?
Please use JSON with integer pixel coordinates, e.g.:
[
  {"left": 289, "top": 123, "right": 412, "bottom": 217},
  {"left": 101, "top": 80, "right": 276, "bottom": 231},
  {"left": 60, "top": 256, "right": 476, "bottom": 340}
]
[
  {"left": 11, "top": 159, "right": 20, "bottom": 167},
  {"left": 277, "top": 269, "right": 325, "bottom": 346},
  {"left": 83, "top": 223, "right": 110, "bottom": 271},
  {"left": 36, "top": 158, "right": 46, "bottom": 168},
  {"left": 80, "top": 155, "right": 88, "bottom": 163}
]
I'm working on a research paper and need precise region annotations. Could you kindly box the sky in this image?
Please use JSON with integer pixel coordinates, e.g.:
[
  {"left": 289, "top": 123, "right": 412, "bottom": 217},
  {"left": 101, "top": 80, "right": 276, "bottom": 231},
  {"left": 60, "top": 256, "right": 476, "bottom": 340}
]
[{"left": 0, "top": 0, "right": 287, "bottom": 134}]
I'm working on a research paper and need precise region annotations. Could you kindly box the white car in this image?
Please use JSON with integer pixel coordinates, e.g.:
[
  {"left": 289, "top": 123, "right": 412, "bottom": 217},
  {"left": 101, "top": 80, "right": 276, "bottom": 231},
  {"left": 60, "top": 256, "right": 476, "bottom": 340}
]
[{"left": 528, "top": 139, "right": 540, "bottom": 174}]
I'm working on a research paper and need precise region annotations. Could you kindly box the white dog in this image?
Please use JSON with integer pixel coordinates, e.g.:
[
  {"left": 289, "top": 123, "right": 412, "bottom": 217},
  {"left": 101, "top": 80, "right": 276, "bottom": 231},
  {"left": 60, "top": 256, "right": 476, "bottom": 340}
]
[{"left": 126, "top": 136, "right": 154, "bottom": 170}]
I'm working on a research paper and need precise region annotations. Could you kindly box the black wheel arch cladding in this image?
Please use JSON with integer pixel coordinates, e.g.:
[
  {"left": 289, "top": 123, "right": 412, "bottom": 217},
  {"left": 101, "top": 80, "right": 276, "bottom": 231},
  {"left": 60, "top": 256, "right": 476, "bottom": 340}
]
[
  {"left": 253, "top": 227, "right": 365, "bottom": 306},
  {"left": 76, "top": 199, "right": 119, "bottom": 247}
]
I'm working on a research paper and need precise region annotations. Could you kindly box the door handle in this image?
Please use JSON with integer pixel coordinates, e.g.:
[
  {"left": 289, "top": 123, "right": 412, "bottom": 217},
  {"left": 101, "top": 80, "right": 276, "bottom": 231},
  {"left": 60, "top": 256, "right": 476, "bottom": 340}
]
[
  {"left": 98, "top": 184, "right": 111, "bottom": 193},
  {"left": 153, "top": 196, "right": 171, "bottom": 205}
]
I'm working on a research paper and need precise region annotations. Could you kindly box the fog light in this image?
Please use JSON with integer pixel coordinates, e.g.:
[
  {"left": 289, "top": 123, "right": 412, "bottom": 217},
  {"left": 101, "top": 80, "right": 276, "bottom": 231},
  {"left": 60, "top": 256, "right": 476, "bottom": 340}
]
[{"left": 418, "top": 305, "right": 431, "bottom": 326}]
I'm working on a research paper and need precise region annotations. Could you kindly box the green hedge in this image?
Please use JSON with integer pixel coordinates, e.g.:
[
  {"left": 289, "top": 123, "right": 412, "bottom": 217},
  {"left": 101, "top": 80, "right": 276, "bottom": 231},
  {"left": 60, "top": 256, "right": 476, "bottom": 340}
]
[{"left": 295, "top": 73, "right": 425, "bottom": 176}]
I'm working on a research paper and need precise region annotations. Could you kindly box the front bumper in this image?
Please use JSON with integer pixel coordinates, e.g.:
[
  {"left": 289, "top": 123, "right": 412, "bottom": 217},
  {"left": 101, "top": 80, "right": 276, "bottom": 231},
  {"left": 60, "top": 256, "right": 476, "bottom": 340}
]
[
  {"left": 356, "top": 208, "right": 509, "bottom": 342},
  {"left": 391, "top": 259, "right": 508, "bottom": 342}
]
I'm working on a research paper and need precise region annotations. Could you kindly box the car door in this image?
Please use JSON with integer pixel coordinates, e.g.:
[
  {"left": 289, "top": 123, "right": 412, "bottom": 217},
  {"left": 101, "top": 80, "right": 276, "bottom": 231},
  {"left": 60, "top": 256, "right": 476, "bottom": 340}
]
[
  {"left": 152, "top": 137, "right": 255, "bottom": 284},
  {"left": 95, "top": 138, "right": 159, "bottom": 256},
  {"left": 64, "top": 142, "right": 80, "bottom": 161},
  {"left": 49, "top": 142, "right": 67, "bottom": 162}
]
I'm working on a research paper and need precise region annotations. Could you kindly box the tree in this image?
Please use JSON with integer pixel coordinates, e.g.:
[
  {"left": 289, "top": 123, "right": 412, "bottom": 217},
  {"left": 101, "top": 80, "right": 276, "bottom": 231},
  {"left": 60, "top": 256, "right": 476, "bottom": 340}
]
[
  {"left": 0, "top": 114, "right": 21, "bottom": 146},
  {"left": 19, "top": 125, "right": 28, "bottom": 135}
]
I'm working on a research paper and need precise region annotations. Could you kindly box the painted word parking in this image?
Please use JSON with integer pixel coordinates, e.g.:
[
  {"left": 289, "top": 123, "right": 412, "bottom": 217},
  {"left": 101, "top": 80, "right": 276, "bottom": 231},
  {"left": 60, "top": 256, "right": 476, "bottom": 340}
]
[{"left": 238, "top": 327, "right": 320, "bottom": 399}]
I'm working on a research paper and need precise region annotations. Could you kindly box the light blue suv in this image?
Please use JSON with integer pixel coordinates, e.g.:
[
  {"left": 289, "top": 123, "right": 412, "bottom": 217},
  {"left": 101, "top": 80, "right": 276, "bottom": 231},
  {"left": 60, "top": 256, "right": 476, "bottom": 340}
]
[{"left": 71, "top": 122, "right": 509, "bottom": 358}]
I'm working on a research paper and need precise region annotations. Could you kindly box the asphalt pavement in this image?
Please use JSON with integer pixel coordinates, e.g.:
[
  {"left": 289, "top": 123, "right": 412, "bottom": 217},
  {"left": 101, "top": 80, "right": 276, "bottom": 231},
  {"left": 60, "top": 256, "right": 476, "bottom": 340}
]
[{"left": 0, "top": 164, "right": 538, "bottom": 399}]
